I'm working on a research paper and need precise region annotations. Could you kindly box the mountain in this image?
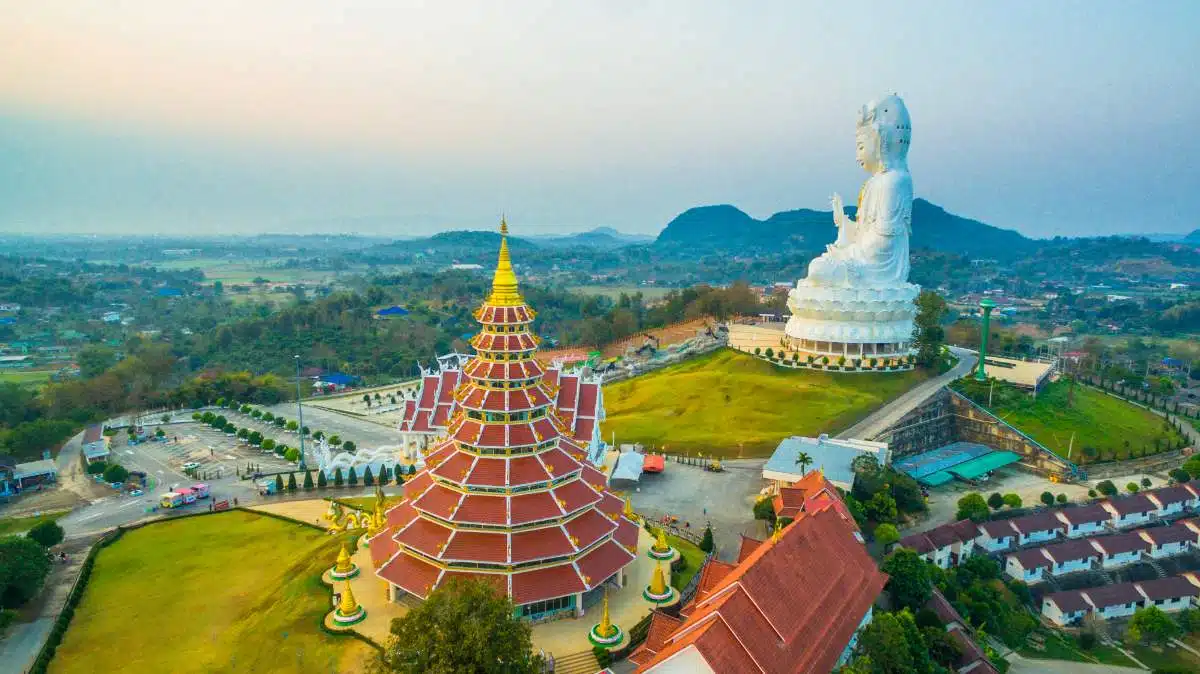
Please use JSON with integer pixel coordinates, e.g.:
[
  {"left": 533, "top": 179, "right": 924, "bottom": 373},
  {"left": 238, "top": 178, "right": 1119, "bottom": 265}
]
[
  {"left": 528, "top": 227, "right": 654, "bottom": 249},
  {"left": 654, "top": 198, "right": 1036, "bottom": 259},
  {"left": 1185, "top": 229, "right": 1200, "bottom": 244}
]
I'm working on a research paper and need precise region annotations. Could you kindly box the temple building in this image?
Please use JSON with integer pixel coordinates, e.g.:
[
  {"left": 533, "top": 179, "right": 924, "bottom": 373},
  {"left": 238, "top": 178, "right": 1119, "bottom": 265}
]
[
  {"left": 396, "top": 352, "right": 605, "bottom": 464},
  {"left": 629, "top": 472, "right": 886, "bottom": 673},
  {"left": 369, "top": 220, "right": 639, "bottom": 622}
]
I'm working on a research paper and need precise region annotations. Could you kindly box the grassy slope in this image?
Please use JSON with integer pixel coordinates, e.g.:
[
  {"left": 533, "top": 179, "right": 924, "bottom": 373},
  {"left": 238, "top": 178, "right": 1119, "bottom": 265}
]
[
  {"left": 666, "top": 534, "right": 706, "bottom": 590},
  {"left": 969, "top": 379, "right": 1182, "bottom": 462},
  {"left": 50, "top": 510, "right": 371, "bottom": 674},
  {"left": 603, "top": 348, "right": 929, "bottom": 457},
  {"left": 0, "top": 511, "right": 64, "bottom": 537}
]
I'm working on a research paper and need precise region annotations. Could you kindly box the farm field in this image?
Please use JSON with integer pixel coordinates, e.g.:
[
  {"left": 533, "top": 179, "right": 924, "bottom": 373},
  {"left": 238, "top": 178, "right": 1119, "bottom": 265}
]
[
  {"left": 570, "top": 285, "right": 673, "bottom": 302},
  {"left": 0, "top": 369, "right": 56, "bottom": 388},
  {"left": 49, "top": 510, "right": 373, "bottom": 674},
  {"left": 953, "top": 378, "right": 1185, "bottom": 463},
  {"left": 603, "top": 348, "right": 929, "bottom": 457}
]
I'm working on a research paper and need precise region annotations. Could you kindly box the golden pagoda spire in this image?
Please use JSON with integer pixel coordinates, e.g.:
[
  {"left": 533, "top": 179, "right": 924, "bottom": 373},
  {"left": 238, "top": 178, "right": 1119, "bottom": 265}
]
[
  {"left": 335, "top": 543, "right": 353, "bottom": 573},
  {"left": 598, "top": 589, "right": 616, "bottom": 638},
  {"left": 649, "top": 562, "right": 668, "bottom": 596},
  {"left": 339, "top": 580, "right": 359, "bottom": 615},
  {"left": 771, "top": 518, "right": 784, "bottom": 543},
  {"left": 488, "top": 216, "right": 524, "bottom": 306},
  {"left": 654, "top": 527, "right": 669, "bottom": 553},
  {"left": 623, "top": 495, "right": 635, "bottom": 520}
]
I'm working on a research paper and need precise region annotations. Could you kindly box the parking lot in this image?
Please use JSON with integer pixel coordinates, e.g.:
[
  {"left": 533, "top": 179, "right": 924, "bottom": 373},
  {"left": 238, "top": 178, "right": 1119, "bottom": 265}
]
[
  {"left": 624, "top": 457, "right": 768, "bottom": 561},
  {"left": 116, "top": 423, "right": 297, "bottom": 487}
]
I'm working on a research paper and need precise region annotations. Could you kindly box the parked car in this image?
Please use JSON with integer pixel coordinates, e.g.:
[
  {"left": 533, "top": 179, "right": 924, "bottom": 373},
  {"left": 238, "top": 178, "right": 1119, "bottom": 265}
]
[
  {"left": 182, "top": 462, "right": 200, "bottom": 470},
  {"left": 130, "top": 489, "right": 144, "bottom": 497}
]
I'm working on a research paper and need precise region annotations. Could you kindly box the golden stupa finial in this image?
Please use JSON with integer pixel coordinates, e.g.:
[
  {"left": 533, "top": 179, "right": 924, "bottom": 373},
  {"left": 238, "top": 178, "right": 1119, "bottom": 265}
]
[
  {"left": 335, "top": 543, "right": 353, "bottom": 573},
  {"left": 649, "top": 562, "right": 668, "bottom": 596},
  {"left": 339, "top": 580, "right": 359, "bottom": 614},
  {"left": 623, "top": 494, "right": 635, "bottom": 520},
  {"left": 487, "top": 217, "right": 523, "bottom": 306},
  {"left": 598, "top": 589, "right": 616, "bottom": 638},
  {"left": 654, "top": 527, "right": 669, "bottom": 553},
  {"left": 771, "top": 518, "right": 784, "bottom": 543}
]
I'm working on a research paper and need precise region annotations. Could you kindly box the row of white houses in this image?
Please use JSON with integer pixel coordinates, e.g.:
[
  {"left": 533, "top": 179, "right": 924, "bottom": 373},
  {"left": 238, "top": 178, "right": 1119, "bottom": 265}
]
[
  {"left": 1043, "top": 574, "right": 1200, "bottom": 626},
  {"left": 1005, "top": 521, "right": 1200, "bottom": 584},
  {"left": 897, "top": 485, "right": 1200, "bottom": 569}
]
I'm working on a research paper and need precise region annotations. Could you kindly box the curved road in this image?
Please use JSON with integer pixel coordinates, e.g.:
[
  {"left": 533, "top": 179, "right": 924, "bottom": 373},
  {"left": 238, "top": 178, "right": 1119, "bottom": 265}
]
[{"left": 836, "top": 346, "right": 977, "bottom": 442}]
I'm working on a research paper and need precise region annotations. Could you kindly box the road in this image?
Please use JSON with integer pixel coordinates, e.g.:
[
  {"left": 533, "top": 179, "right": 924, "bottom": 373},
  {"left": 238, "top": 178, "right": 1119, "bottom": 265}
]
[{"left": 837, "top": 346, "right": 977, "bottom": 441}]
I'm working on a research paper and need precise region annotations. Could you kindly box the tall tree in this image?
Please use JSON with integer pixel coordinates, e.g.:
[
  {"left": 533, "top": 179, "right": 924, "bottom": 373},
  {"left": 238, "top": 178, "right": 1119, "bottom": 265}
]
[
  {"left": 881, "top": 549, "right": 933, "bottom": 611},
  {"left": 379, "top": 578, "right": 543, "bottom": 674},
  {"left": 912, "top": 290, "right": 947, "bottom": 369},
  {"left": 0, "top": 535, "right": 52, "bottom": 608}
]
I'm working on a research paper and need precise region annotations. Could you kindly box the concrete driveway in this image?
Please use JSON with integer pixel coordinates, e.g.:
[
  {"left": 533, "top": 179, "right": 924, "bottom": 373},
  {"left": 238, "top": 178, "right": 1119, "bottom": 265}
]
[
  {"left": 837, "top": 346, "right": 977, "bottom": 441},
  {"left": 627, "top": 458, "right": 767, "bottom": 561}
]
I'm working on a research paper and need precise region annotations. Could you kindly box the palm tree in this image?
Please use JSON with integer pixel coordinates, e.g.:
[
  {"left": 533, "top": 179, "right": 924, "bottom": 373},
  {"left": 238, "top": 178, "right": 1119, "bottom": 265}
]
[{"left": 795, "top": 451, "right": 813, "bottom": 475}]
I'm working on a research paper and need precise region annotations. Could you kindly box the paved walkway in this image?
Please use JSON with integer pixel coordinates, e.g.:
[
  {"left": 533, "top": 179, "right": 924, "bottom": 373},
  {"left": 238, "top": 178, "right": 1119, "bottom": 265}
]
[
  {"left": 837, "top": 346, "right": 977, "bottom": 441},
  {"left": 0, "top": 533, "right": 101, "bottom": 673}
]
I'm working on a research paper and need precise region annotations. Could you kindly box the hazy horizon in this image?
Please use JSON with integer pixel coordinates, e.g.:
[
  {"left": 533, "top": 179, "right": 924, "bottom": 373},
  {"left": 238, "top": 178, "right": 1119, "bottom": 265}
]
[{"left": 2, "top": 1, "right": 1198, "bottom": 238}]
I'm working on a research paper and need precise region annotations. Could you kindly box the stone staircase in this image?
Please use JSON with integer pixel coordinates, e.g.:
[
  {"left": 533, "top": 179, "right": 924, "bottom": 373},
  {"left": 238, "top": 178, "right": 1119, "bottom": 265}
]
[
  {"left": 552, "top": 650, "right": 601, "bottom": 674},
  {"left": 1143, "top": 554, "right": 1169, "bottom": 579}
]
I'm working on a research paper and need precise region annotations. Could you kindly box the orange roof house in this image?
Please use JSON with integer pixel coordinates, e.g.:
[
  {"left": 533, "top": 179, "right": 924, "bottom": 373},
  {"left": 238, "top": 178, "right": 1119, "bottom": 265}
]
[
  {"left": 771, "top": 469, "right": 852, "bottom": 522},
  {"left": 369, "top": 220, "right": 637, "bottom": 620},
  {"left": 630, "top": 474, "right": 886, "bottom": 673}
]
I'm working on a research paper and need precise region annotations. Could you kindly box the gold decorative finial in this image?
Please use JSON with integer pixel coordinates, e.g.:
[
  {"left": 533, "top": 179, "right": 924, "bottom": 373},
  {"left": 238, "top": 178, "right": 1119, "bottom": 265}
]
[
  {"left": 623, "top": 495, "right": 635, "bottom": 520},
  {"left": 653, "top": 527, "right": 669, "bottom": 553},
  {"left": 598, "top": 589, "right": 616, "bottom": 638},
  {"left": 649, "top": 562, "right": 668, "bottom": 596},
  {"left": 771, "top": 518, "right": 784, "bottom": 542},
  {"left": 335, "top": 543, "right": 353, "bottom": 573},
  {"left": 339, "top": 581, "right": 359, "bottom": 615},
  {"left": 487, "top": 217, "right": 524, "bottom": 306}
]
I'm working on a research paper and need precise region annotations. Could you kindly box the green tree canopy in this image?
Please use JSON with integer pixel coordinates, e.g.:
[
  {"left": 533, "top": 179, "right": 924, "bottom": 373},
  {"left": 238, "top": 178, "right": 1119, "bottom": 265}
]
[
  {"left": 955, "top": 493, "right": 990, "bottom": 522},
  {"left": 986, "top": 492, "right": 1005, "bottom": 510},
  {"left": 27, "top": 520, "right": 64, "bottom": 548},
  {"left": 874, "top": 523, "right": 901, "bottom": 547},
  {"left": 913, "top": 291, "right": 947, "bottom": 369},
  {"left": 1126, "top": 606, "right": 1181, "bottom": 645},
  {"left": 379, "top": 578, "right": 542, "bottom": 674},
  {"left": 0, "top": 535, "right": 52, "bottom": 608},
  {"left": 881, "top": 549, "right": 933, "bottom": 611}
]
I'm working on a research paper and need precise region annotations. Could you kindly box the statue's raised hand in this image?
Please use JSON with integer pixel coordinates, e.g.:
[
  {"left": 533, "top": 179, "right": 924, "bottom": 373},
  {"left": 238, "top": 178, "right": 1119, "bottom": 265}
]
[{"left": 831, "top": 193, "right": 847, "bottom": 227}]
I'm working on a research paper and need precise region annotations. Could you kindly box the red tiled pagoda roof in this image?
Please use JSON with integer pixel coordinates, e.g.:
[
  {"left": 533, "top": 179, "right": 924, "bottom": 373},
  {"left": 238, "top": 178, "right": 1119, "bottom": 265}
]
[{"left": 373, "top": 223, "right": 634, "bottom": 611}]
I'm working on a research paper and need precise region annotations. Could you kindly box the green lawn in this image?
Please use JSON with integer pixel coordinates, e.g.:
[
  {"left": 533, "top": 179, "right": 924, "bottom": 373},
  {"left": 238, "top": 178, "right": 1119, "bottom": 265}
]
[
  {"left": 666, "top": 534, "right": 706, "bottom": 590},
  {"left": 954, "top": 378, "right": 1184, "bottom": 463},
  {"left": 50, "top": 510, "right": 372, "bottom": 674},
  {"left": 0, "top": 511, "right": 65, "bottom": 537},
  {"left": 603, "top": 348, "right": 930, "bottom": 457}
]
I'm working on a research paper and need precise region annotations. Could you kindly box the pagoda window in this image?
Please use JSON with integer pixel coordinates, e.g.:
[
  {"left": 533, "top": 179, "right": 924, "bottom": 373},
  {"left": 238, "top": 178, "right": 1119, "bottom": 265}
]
[
  {"left": 531, "top": 408, "right": 546, "bottom": 419},
  {"left": 485, "top": 412, "right": 506, "bottom": 422},
  {"left": 511, "top": 411, "right": 529, "bottom": 421},
  {"left": 467, "top": 410, "right": 484, "bottom": 421}
]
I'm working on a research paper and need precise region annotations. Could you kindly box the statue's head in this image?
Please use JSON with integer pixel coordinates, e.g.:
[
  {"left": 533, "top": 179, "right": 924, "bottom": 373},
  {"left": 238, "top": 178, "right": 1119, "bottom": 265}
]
[{"left": 856, "top": 94, "right": 911, "bottom": 172}]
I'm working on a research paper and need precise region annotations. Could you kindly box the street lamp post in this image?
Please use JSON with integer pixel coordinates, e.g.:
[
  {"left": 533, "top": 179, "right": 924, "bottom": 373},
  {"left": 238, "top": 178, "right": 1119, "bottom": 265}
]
[
  {"left": 295, "top": 355, "right": 307, "bottom": 471},
  {"left": 975, "top": 298, "right": 996, "bottom": 382}
]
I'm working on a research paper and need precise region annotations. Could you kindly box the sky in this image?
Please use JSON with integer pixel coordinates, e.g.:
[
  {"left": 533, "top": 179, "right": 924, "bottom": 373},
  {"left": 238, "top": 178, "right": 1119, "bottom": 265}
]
[{"left": 1, "top": 1, "right": 1198, "bottom": 238}]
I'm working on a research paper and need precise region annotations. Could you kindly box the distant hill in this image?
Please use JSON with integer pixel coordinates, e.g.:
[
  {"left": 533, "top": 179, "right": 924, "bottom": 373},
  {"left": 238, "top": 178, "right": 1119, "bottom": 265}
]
[
  {"left": 1185, "top": 229, "right": 1200, "bottom": 244},
  {"left": 654, "top": 198, "right": 1036, "bottom": 259},
  {"left": 528, "top": 227, "right": 654, "bottom": 248}
]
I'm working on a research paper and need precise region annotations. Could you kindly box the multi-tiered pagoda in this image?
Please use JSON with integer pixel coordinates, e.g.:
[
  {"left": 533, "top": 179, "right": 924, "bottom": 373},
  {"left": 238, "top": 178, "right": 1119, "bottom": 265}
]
[{"left": 370, "top": 220, "right": 639, "bottom": 621}]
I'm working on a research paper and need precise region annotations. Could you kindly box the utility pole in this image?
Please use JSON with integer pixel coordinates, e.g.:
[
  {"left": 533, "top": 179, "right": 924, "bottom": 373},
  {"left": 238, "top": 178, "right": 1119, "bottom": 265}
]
[{"left": 295, "top": 355, "right": 307, "bottom": 471}]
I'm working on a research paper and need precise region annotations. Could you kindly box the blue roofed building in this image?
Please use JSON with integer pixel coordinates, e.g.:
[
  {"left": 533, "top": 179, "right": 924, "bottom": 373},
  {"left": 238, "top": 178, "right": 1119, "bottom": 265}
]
[
  {"left": 376, "top": 306, "right": 409, "bottom": 318},
  {"left": 762, "top": 434, "right": 890, "bottom": 491}
]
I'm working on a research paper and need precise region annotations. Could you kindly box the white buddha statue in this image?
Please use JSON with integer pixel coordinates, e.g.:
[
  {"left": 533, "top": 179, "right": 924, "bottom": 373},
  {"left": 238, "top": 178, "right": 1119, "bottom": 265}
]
[
  {"left": 804, "top": 94, "right": 913, "bottom": 289},
  {"left": 784, "top": 94, "right": 920, "bottom": 360}
]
